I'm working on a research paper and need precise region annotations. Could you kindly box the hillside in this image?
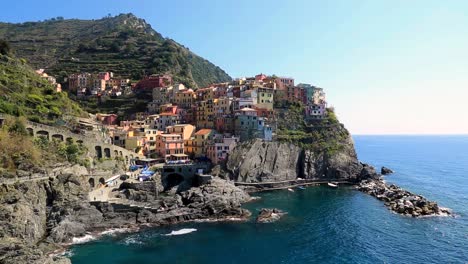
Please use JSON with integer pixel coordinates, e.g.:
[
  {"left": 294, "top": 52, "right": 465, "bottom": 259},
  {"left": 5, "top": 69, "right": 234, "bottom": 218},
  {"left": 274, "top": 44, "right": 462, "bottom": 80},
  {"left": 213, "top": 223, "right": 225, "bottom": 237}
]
[
  {"left": 0, "top": 13, "right": 231, "bottom": 88},
  {"left": 0, "top": 53, "right": 84, "bottom": 124}
]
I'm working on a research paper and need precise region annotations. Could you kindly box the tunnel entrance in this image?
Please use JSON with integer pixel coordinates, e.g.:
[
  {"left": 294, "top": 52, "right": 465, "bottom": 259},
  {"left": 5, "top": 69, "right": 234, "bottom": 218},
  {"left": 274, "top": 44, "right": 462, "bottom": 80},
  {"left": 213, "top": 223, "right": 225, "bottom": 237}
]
[
  {"left": 88, "top": 178, "right": 95, "bottom": 188},
  {"left": 164, "top": 173, "right": 184, "bottom": 190}
]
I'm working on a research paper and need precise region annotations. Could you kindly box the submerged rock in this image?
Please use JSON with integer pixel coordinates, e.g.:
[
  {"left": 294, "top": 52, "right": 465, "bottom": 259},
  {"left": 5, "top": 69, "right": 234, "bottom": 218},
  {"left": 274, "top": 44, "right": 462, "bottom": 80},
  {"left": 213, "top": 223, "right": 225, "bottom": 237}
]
[
  {"left": 381, "top": 167, "right": 394, "bottom": 175},
  {"left": 256, "top": 208, "right": 286, "bottom": 223}
]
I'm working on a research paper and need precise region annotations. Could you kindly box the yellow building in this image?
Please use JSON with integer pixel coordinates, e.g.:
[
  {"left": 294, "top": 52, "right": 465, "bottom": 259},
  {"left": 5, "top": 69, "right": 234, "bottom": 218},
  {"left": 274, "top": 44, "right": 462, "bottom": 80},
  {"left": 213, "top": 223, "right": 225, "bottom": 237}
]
[
  {"left": 214, "top": 97, "right": 233, "bottom": 117},
  {"left": 185, "top": 129, "right": 216, "bottom": 157},
  {"left": 196, "top": 100, "right": 214, "bottom": 129},
  {"left": 125, "top": 136, "right": 145, "bottom": 155},
  {"left": 174, "top": 89, "right": 195, "bottom": 108},
  {"left": 256, "top": 87, "right": 274, "bottom": 110}
]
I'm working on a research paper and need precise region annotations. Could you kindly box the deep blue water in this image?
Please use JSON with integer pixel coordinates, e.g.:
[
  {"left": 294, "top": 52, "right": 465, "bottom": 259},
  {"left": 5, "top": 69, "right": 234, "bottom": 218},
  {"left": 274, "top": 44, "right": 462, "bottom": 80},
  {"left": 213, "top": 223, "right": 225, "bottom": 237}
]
[{"left": 70, "top": 136, "right": 468, "bottom": 263}]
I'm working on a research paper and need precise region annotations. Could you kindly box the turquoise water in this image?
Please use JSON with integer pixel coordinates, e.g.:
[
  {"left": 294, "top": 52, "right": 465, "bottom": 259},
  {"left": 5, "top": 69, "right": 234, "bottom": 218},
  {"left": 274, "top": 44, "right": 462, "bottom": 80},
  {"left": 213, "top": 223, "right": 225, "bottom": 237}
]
[{"left": 70, "top": 136, "right": 468, "bottom": 263}]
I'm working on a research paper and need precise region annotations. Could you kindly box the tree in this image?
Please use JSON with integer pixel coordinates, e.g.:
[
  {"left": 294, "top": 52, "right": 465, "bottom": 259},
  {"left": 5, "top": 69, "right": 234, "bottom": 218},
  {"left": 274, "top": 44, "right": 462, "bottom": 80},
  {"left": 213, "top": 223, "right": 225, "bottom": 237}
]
[{"left": 0, "top": 39, "right": 11, "bottom": 55}]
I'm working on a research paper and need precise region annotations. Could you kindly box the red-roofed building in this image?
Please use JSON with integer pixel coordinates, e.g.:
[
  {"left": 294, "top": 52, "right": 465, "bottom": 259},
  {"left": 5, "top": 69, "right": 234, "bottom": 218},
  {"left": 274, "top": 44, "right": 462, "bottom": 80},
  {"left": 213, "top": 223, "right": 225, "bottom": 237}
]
[{"left": 134, "top": 74, "right": 172, "bottom": 90}]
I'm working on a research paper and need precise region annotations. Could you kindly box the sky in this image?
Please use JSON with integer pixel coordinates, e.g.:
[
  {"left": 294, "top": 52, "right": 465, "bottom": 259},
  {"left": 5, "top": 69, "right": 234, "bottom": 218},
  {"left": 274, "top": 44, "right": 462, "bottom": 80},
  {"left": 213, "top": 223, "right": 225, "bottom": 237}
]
[{"left": 1, "top": 0, "right": 467, "bottom": 134}]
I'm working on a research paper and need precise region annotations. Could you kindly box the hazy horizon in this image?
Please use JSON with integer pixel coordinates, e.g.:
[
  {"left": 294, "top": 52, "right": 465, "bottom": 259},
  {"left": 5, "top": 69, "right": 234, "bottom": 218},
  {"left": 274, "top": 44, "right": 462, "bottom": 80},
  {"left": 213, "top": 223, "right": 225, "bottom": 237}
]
[{"left": 1, "top": 0, "right": 467, "bottom": 135}]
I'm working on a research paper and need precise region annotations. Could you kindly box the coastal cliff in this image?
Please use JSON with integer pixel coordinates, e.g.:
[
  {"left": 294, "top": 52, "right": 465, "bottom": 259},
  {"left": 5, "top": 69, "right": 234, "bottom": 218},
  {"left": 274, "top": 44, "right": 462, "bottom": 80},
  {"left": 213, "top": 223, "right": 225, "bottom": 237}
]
[{"left": 226, "top": 124, "right": 375, "bottom": 184}]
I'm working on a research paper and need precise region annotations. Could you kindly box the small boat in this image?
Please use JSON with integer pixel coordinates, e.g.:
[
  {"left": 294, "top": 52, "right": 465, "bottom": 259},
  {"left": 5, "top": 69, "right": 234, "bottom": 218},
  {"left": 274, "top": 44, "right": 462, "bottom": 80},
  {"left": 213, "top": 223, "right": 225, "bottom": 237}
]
[
  {"left": 327, "top": 182, "right": 338, "bottom": 188},
  {"left": 287, "top": 188, "right": 295, "bottom": 192},
  {"left": 296, "top": 186, "right": 306, "bottom": 190}
]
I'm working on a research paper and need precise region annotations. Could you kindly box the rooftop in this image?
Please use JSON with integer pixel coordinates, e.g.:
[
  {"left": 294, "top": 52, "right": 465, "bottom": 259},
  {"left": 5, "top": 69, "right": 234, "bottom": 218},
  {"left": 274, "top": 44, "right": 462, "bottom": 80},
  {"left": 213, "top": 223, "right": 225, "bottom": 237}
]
[{"left": 194, "top": 129, "right": 214, "bottom": 136}]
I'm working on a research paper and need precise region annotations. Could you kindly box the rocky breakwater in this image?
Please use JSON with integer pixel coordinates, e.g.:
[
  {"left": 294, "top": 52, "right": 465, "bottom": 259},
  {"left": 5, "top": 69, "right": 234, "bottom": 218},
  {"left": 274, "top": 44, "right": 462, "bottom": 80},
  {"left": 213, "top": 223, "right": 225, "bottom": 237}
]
[{"left": 357, "top": 179, "right": 452, "bottom": 217}]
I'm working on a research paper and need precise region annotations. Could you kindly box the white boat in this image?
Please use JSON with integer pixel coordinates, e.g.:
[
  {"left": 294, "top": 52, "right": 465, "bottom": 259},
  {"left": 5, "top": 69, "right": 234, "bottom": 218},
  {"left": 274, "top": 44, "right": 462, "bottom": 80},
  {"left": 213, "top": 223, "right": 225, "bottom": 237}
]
[
  {"left": 287, "top": 188, "right": 294, "bottom": 192},
  {"left": 327, "top": 182, "right": 338, "bottom": 188}
]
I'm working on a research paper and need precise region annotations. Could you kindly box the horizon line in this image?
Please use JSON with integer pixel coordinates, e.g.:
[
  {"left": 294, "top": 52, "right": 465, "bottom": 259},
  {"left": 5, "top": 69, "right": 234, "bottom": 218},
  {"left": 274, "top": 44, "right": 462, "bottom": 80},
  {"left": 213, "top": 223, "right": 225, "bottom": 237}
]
[{"left": 352, "top": 134, "right": 468, "bottom": 136}]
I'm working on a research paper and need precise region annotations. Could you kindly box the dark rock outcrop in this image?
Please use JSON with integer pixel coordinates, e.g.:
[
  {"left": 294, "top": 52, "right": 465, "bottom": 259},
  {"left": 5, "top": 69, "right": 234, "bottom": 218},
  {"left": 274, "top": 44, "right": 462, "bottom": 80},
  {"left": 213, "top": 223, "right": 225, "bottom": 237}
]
[
  {"left": 381, "top": 167, "right": 394, "bottom": 175},
  {"left": 256, "top": 208, "right": 286, "bottom": 223},
  {"left": 0, "top": 162, "right": 251, "bottom": 264},
  {"left": 226, "top": 138, "right": 378, "bottom": 184},
  {"left": 357, "top": 179, "right": 451, "bottom": 217}
]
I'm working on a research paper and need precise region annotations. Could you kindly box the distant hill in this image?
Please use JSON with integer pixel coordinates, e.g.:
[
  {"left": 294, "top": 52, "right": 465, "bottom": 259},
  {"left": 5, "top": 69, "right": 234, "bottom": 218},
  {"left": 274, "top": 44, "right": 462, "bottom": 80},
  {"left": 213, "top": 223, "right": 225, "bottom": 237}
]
[
  {"left": 0, "top": 53, "right": 84, "bottom": 124},
  {"left": 0, "top": 13, "right": 231, "bottom": 88}
]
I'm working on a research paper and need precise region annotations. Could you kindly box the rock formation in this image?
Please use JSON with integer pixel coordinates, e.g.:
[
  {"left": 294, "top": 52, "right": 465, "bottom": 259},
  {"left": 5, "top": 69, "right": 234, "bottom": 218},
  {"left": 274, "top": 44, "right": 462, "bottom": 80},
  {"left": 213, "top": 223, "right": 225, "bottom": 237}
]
[
  {"left": 0, "top": 166, "right": 251, "bottom": 263},
  {"left": 256, "top": 208, "right": 286, "bottom": 223},
  {"left": 357, "top": 179, "right": 451, "bottom": 217},
  {"left": 226, "top": 138, "right": 377, "bottom": 184},
  {"left": 381, "top": 166, "right": 394, "bottom": 175}
]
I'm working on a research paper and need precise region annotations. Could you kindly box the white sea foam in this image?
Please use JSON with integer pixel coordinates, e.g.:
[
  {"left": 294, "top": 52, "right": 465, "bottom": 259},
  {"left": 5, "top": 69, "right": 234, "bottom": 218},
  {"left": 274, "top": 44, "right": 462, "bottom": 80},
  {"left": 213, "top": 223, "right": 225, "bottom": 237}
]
[
  {"left": 100, "top": 227, "right": 131, "bottom": 236},
  {"left": 164, "top": 228, "right": 197, "bottom": 236},
  {"left": 122, "top": 236, "right": 143, "bottom": 245},
  {"left": 72, "top": 234, "right": 96, "bottom": 244}
]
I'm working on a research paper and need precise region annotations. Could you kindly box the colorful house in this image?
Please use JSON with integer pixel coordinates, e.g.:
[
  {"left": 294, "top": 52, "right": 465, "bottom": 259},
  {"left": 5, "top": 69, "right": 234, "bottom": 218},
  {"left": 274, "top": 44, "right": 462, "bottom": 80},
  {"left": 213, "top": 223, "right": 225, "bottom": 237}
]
[
  {"left": 155, "top": 134, "right": 184, "bottom": 158},
  {"left": 185, "top": 129, "right": 217, "bottom": 157},
  {"left": 206, "top": 135, "right": 239, "bottom": 164},
  {"left": 255, "top": 87, "right": 274, "bottom": 110}
]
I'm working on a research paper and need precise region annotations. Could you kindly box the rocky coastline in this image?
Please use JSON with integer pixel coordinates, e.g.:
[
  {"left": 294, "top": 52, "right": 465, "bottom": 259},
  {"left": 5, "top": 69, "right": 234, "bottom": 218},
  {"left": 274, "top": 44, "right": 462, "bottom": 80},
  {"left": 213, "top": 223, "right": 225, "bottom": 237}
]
[{"left": 0, "top": 136, "right": 453, "bottom": 263}]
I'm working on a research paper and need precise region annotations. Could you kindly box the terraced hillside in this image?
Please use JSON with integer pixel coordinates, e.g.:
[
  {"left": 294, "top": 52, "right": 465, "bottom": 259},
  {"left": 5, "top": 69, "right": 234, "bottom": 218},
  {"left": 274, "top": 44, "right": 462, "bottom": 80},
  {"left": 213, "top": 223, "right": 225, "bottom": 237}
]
[
  {"left": 0, "top": 53, "right": 84, "bottom": 124},
  {"left": 0, "top": 13, "right": 231, "bottom": 88}
]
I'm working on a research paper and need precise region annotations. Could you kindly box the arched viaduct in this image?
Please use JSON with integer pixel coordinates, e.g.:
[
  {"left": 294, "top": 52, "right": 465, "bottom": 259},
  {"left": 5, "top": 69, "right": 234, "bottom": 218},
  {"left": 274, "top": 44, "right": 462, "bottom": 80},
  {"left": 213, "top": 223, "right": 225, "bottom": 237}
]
[{"left": 0, "top": 114, "right": 144, "bottom": 165}]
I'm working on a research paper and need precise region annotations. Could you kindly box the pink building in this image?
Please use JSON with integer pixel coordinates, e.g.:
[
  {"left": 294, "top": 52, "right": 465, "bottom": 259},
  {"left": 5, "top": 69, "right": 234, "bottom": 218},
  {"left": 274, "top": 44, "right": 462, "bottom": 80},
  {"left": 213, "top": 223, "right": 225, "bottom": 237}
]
[
  {"left": 98, "top": 72, "right": 111, "bottom": 81},
  {"left": 255, "top": 73, "right": 267, "bottom": 82},
  {"left": 206, "top": 136, "right": 239, "bottom": 164},
  {"left": 155, "top": 134, "right": 184, "bottom": 158}
]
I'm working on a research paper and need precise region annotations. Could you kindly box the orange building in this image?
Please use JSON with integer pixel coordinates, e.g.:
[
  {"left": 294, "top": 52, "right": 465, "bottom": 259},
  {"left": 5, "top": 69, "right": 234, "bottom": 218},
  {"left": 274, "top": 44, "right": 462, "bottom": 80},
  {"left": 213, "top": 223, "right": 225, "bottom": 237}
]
[{"left": 155, "top": 133, "right": 184, "bottom": 158}]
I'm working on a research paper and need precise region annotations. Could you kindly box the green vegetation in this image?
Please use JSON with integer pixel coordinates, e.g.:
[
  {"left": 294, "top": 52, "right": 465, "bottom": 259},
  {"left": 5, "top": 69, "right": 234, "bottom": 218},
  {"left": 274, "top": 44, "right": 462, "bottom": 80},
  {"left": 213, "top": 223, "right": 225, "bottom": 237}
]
[
  {"left": 276, "top": 107, "right": 349, "bottom": 155},
  {"left": 0, "top": 117, "right": 87, "bottom": 172},
  {"left": 34, "top": 136, "right": 87, "bottom": 164},
  {"left": 0, "top": 116, "right": 39, "bottom": 171},
  {"left": 0, "top": 13, "right": 231, "bottom": 88},
  {"left": 0, "top": 54, "right": 84, "bottom": 124},
  {"left": 0, "top": 39, "right": 11, "bottom": 55}
]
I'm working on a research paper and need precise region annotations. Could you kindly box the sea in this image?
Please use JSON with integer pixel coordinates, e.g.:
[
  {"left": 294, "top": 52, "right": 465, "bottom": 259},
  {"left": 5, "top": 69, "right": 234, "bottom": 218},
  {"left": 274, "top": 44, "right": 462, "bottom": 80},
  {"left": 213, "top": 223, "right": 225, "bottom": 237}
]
[{"left": 69, "top": 136, "right": 468, "bottom": 264}]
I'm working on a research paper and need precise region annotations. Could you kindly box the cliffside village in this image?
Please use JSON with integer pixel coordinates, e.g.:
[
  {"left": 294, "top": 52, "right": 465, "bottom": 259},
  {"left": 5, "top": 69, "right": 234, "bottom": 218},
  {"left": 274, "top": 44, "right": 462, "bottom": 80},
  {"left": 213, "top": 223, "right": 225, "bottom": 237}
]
[{"left": 37, "top": 70, "right": 328, "bottom": 166}]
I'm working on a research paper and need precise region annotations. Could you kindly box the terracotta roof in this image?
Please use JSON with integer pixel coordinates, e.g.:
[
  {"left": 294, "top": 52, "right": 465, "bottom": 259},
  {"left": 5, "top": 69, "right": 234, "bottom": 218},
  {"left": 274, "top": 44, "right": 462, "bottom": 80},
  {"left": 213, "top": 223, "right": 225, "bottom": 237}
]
[
  {"left": 159, "top": 112, "right": 177, "bottom": 116},
  {"left": 194, "top": 129, "right": 214, "bottom": 136}
]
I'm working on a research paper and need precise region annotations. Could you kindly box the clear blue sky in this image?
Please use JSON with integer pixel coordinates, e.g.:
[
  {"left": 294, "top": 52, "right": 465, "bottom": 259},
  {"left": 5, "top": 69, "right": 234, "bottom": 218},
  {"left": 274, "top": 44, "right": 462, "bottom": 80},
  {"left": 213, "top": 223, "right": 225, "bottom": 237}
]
[{"left": 2, "top": 0, "right": 468, "bottom": 134}]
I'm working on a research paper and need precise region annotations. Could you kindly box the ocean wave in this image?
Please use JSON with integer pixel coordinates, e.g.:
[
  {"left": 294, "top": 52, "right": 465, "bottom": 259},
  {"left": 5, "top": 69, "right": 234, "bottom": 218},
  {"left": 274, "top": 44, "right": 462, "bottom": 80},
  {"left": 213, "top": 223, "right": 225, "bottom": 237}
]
[
  {"left": 72, "top": 234, "right": 96, "bottom": 244},
  {"left": 100, "top": 227, "right": 133, "bottom": 236},
  {"left": 164, "top": 228, "right": 197, "bottom": 236},
  {"left": 122, "top": 235, "right": 144, "bottom": 245}
]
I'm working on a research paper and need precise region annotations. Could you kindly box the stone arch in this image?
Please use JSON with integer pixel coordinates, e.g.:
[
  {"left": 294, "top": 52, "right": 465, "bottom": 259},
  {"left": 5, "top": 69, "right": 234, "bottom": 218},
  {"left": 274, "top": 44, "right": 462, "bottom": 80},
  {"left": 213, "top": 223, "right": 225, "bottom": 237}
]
[
  {"left": 98, "top": 177, "right": 105, "bottom": 185},
  {"left": 104, "top": 148, "right": 111, "bottom": 158},
  {"left": 125, "top": 156, "right": 129, "bottom": 163},
  {"left": 52, "top": 134, "right": 64, "bottom": 141},
  {"left": 119, "top": 151, "right": 123, "bottom": 156},
  {"left": 76, "top": 140, "right": 83, "bottom": 145},
  {"left": 114, "top": 150, "right": 119, "bottom": 157},
  {"left": 95, "top": 146, "right": 103, "bottom": 159},
  {"left": 36, "top": 130, "right": 49, "bottom": 140},
  {"left": 26, "top": 128, "right": 34, "bottom": 136},
  {"left": 88, "top": 178, "right": 95, "bottom": 188}
]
